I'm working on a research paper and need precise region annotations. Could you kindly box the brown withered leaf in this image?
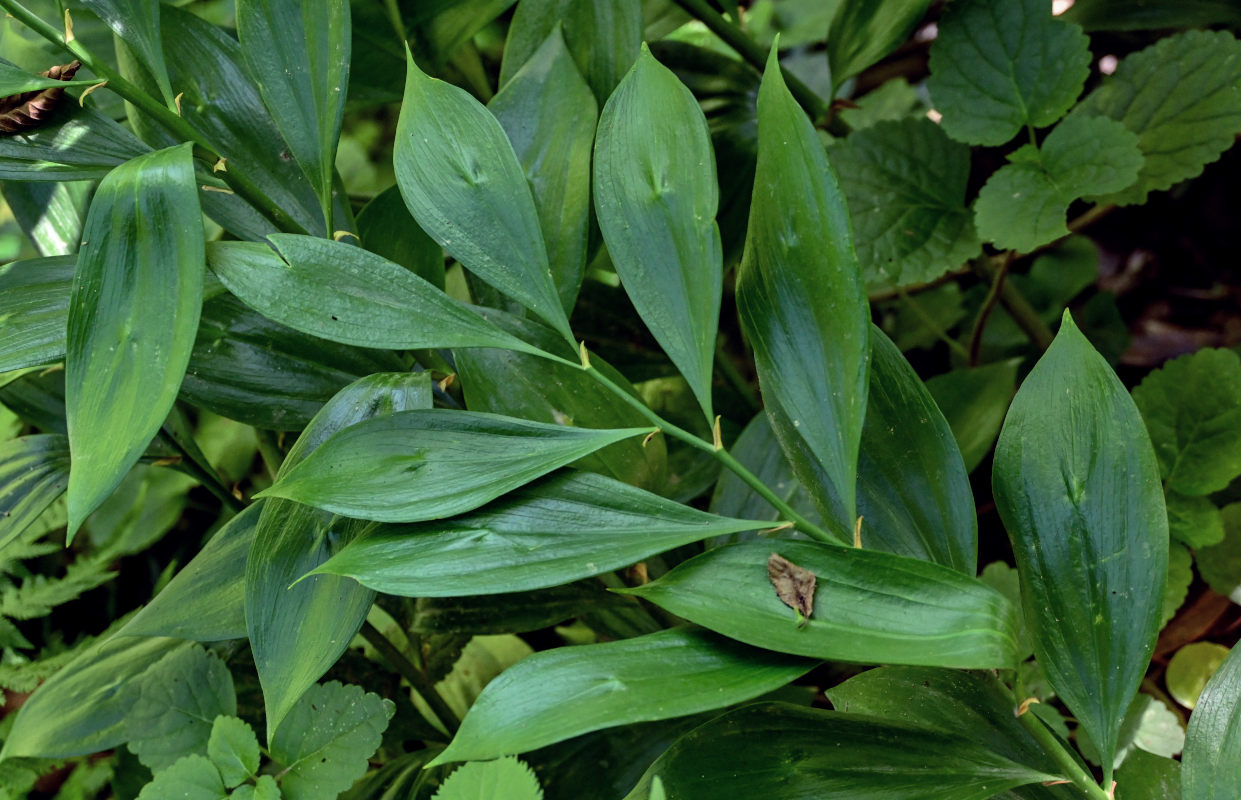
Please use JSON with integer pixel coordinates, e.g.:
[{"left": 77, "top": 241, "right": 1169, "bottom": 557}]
[
  {"left": 0, "top": 61, "right": 82, "bottom": 135},
  {"left": 767, "top": 553, "right": 816, "bottom": 625}
]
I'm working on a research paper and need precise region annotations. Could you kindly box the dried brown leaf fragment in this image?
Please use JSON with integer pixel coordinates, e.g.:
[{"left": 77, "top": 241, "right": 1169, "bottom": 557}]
[
  {"left": 0, "top": 61, "right": 83, "bottom": 134},
  {"left": 767, "top": 553, "right": 816, "bottom": 625}
]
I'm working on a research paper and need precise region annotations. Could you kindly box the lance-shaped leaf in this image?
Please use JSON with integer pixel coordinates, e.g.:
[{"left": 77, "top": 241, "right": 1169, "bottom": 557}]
[
  {"left": 355, "top": 185, "right": 444, "bottom": 289},
  {"left": 926, "top": 360, "right": 1019, "bottom": 474},
  {"left": 394, "top": 49, "right": 571, "bottom": 341},
  {"left": 207, "top": 237, "right": 541, "bottom": 356},
  {"left": 0, "top": 102, "right": 151, "bottom": 180},
  {"left": 622, "top": 703, "right": 1057, "bottom": 800},
  {"left": 311, "top": 471, "right": 766, "bottom": 596},
  {"left": 594, "top": 45, "right": 721, "bottom": 421},
  {"left": 248, "top": 373, "right": 430, "bottom": 739},
  {"left": 623, "top": 540, "right": 1019, "bottom": 669},
  {"left": 0, "top": 255, "right": 73, "bottom": 373},
  {"left": 828, "top": 0, "right": 931, "bottom": 89},
  {"left": 258, "top": 411, "right": 653, "bottom": 523},
  {"left": 65, "top": 143, "right": 204, "bottom": 537},
  {"left": 737, "top": 47, "right": 870, "bottom": 525},
  {"left": 2, "top": 180, "right": 90, "bottom": 257},
  {"left": 1182, "top": 643, "right": 1241, "bottom": 800},
  {"left": 235, "top": 0, "right": 350, "bottom": 227},
  {"left": 0, "top": 434, "right": 70, "bottom": 550},
  {"left": 79, "top": 0, "right": 174, "bottom": 105},
  {"left": 993, "top": 312, "right": 1168, "bottom": 782},
  {"left": 431, "top": 627, "right": 816, "bottom": 764}
]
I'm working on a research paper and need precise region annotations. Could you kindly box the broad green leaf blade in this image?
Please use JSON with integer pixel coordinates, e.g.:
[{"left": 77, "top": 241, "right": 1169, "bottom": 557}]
[
  {"left": 1, "top": 180, "right": 90, "bottom": 256},
  {"left": 993, "top": 312, "right": 1168, "bottom": 780},
  {"left": 432, "top": 627, "right": 815, "bottom": 764},
  {"left": 927, "top": 0, "right": 1090, "bottom": 145},
  {"left": 1194, "top": 502, "right": 1241, "bottom": 602},
  {"left": 259, "top": 410, "right": 653, "bottom": 523},
  {"left": 1072, "top": 30, "right": 1241, "bottom": 206},
  {"left": 235, "top": 0, "right": 350, "bottom": 227},
  {"left": 207, "top": 716, "right": 260, "bottom": 789},
  {"left": 1115, "top": 750, "right": 1181, "bottom": 800},
  {"left": 433, "top": 757, "right": 543, "bottom": 800},
  {"left": 737, "top": 47, "right": 870, "bottom": 526},
  {"left": 206, "top": 237, "right": 539, "bottom": 355},
  {"left": 269, "top": 681, "right": 394, "bottom": 800},
  {"left": 248, "top": 373, "right": 430, "bottom": 739},
  {"left": 1132, "top": 348, "right": 1241, "bottom": 496},
  {"left": 394, "top": 49, "right": 571, "bottom": 341},
  {"left": 135, "top": 754, "right": 224, "bottom": 800},
  {"left": 622, "top": 703, "right": 1057, "bottom": 800},
  {"left": 832, "top": 118, "right": 981, "bottom": 288},
  {"left": 0, "top": 60, "right": 100, "bottom": 95},
  {"left": 828, "top": 0, "right": 931, "bottom": 88},
  {"left": 490, "top": 26, "right": 595, "bottom": 311},
  {"left": 709, "top": 411, "right": 821, "bottom": 530},
  {"left": 411, "top": 584, "right": 619, "bottom": 635},
  {"left": 126, "top": 645, "right": 237, "bottom": 772},
  {"left": 0, "top": 434, "right": 70, "bottom": 550},
  {"left": 594, "top": 45, "right": 721, "bottom": 420},
  {"left": 65, "top": 143, "right": 204, "bottom": 536},
  {"left": 1168, "top": 643, "right": 1231, "bottom": 711},
  {"left": 0, "top": 254, "right": 73, "bottom": 372},
  {"left": 1182, "top": 644, "right": 1241, "bottom": 800},
  {"left": 0, "top": 102, "right": 151, "bottom": 180},
  {"left": 926, "top": 360, "right": 1019, "bottom": 474},
  {"left": 0, "top": 636, "right": 187, "bottom": 759},
  {"left": 975, "top": 115, "right": 1143, "bottom": 253},
  {"left": 1064, "top": 0, "right": 1241, "bottom": 30},
  {"left": 624, "top": 540, "right": 1019, "bottom": 669},
  {"left": 79, "top": 0, "right": 173, "bottom": 104},
  {"left": 355, "top": 184, "right": 445, "bottom": 289},
  {"left": 312, "top": 472, "right": 766, "bottom": 596}
]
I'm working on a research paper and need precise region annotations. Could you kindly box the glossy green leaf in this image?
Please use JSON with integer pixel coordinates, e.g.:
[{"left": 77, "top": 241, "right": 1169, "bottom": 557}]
[
  {"left": 623, "top": 703, "right": 1056, "bottom": 800},
  {"left": 1132, "top": 348, "right": 1241, "bottom": 496},
  {"left": 432, "top": 627, "right": 813, "bottom": 764},
  {"left": 490, "top": 26, "right": 595, "bottom": 311},
  {"left": 0, "top": 433, "right": 70, "bottom": 550},
  {"left": 0, "top": 254, "right": 73, "bottom": 372},
  {"left": 828, "top": 0, "right": 930, "bottom": 88},
  {"left": 65, "top": 143, "right": 204, "bottom": 537},
  {"left": 235, "top": 0, "right": 350, "bottom": 227},
  {"left": 410, "top": 584, "right": 618, "bottom": 634},
  {"left": 208, "top": 716, "right": 260, "bottom": 788},
  {"left": 993, "top": 312, "right": 1168, "bottom": 780},
  {"left": 355, "top": 184, "right": 444, "bottom": 290},
  {"left": 1, "top": 180, "right": 90, "bottom": 256},
  {"left": 1072, "top": 30, "right": 1241, "bottom": 206},
  {"left": 926, "top": 360, "right": 1018, "bottom": 474},
  {"left": 709, "top": 411, "right": 820, "bottom": 533},
  {"left": 259, "top": 410, "right": 652, "bottom": 523},
  {"left": 407, "top": 0, "right": 517, "bottom": 71},
  {"left": 434, "top": 757, "right": 542, "bottom": 800},
  {"left": 832, "top": 117, "right": 980, "bottom": 288},
  {"left": 1168, "top": 643, "right": 1231, "bottom": 711},
  {"left": 126, "top": 645, "right": 237, "bottom": 772},
  {"left": 1166, "top": 493, "right": 1225, "bottom": 549},
  {"left": 0, "top": 60, "right": 99, "bottom": 95},
  {"left": 207, "top": 237, "right": 539, "bottom": 356},
  {"left": 394, "top": 50, "right": 571, "bottom": 341},
  {"left": 79, "top": 0, "right": 173, "bottom": 104},
  {"left": 927, "top": 0, "right": 1090, "bottom": 145},
  {"left": 313, "top": 471, "right": 765, "bottom": 596},
  {"left": 1064, "top": 0, "right": 1241, "bottom": 30},
  {"left": 0, "top": 102, "right": 150, "bottom": 180},
  {"left": 1195, "top": 503, "right": 1241, "bottom": 602},
  {"left": 1182, "top": 643, "right": 1241, "bottom": 800},
  {"left": 135, "top": 754, "right": 224, "bottom": 800},
  {"left": 737, "top": 47, "right": 870, "bottom": 525},
  {"left": 248, "top": 373, "right": 430, "bottom": 739},
  {"left": 975, "top": 115, "right": 1143, "bottom": 253},
  {"left": 624, "top": 540, "right": 1019, "bottom": 669},
  {"left": 1114, "top": 750, "right": 1181, "bottom": 800}
]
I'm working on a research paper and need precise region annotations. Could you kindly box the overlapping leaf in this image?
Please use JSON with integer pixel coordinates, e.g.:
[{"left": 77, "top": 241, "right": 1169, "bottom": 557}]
[
  {"left": 0, "top": 102, "right": 151, "bottom": 180},
  {"left": 126, "top": 645, "right": 237, "bottom": 772},
  {"left": 0, "top": 254, "right": 73, "bottom": 373},
  {"left": 79, "top": 0, "right": 173, "bottom": 104},
  {"left": 1182, "top": 644, "right": 1241, "bottom": 799},
  {"left": 828, "top": 0, "right": 930, "bottom": 89},
  {"left": 0, "top": 434, "right": 70, "bottom": 550}
]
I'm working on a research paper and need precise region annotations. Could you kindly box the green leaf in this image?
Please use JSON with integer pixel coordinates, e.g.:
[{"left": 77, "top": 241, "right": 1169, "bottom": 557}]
[
  {"left": 394, "top": 49, "right": 571, "bottom": 341},
  {"left": 432, "top": 627, "right": 814, "bottom": 764},
  {"left": 832, "top": 117, "right": 981, "bottom": 288},
  {"left": 355, "top": 185, "right": 444, "bottom": 290},
  {"left": 1163, "top": 543, "right": 1193, "bottom": 628},
  {"left": 926, "top": 360, "right": 1018, "bottom": 474},
  {"left": 433, "top": 757, "right": 543, "bottom": 800},
  {"left": 410, "top": 584, "right": 619, "bottom": 635},
  {"left": 974, "top": 115, "right": 1143, "bottom": 253},
  {"left": 126, "top": 645, "right": 237, "bottom": 772},
  {"left": 235, "top": 0, "right": 350, "bottom": 227},
  {"left": 0, "top": 102, "right": 151, "bottom": 180},
  {"left": 1, "top": 180, "right": 90, "bottom": 256},
  {"left": 207, "top": 716, "right": 260, "bottom": 788},
  {"left": 64, "top": 143, "right": 204, "bottom": 537},
  {"left": 1072, "top": 30, "right": 1241, "bottom": 206},
  {"left": 407, "top": 0, "right": 517, "bottom": 72},
  {"left": 594, "top": 45, "right": 721, "bottom": 420},
  {"left": 314, "top": 471, "right": 761, "bottom": 596},
  {"left": 206, "top": 237, "right": 539, "bottom": 356},
  {"left": 622, "top": 703, "right": 1056, "bottom": 800},
  {"left": 1166, "top": 493, "right": 1225, "bottom": 549},
  {"left": 259, "top": 410, "right": 652, "bottom": 523},
  {"left": 136, "top": 754, "right": 225, "bottom": 800},
  {"left": 1195, "top": 503, "right": 1241, "bottom": 602},
  {"left": 827, "top": 0, "right": 930, "bottom": 88},
  {"left": 230, "top": 775, "right": 281, "bottom": 800},
  {"left": 709, "top": 411, "right": 820, "bottom": 530},
  {"left": 927, "top": 0, "right": 1090, "bottom": 145},
  {"left": 0, "top": 255, "right": 72, "bottom": 372},
  {"left": 79, "top": 0, "right": 173, "bottom": 104},
  {"left": 248, "top": 373, "right": 429, "bottom": 739},
  {"left": 1168, "top": 642, "right": 1231, "bottom": 711},
  {"left": 0, "top": 434, "right": 70, "bottom": 551},
  {"left": 1114, "top": 750, "right": 1181, "bottom": 800},
  {"left": 1064, "top": 0, "right": 1241, "bottom": 30},
  {"left": 489, "top": 26, "right": 595, "bottom": 311},
  {"left": 1182, "top": 643, "right": 1241, "bottom": 800},
  {"left": 269, "top": 681, "right": 394, "bottom": 800},
  {"left": 0, "top": 60, "right": 100, "bottom": 96},
  {"left": 1132, "top": 348, "right": 1241, "bottom": 496},
  {"left": 623, "top": 540, "right": 1019, "bottom": 669},
  {"left": 737, "top": 47, "right": 870, "bottom": 525},
  {"left": 1, "top": 636, "right": 187, "bottom": 759},
  {"left": 992, "top": 312, "right": 1168, "bottom": 780}
]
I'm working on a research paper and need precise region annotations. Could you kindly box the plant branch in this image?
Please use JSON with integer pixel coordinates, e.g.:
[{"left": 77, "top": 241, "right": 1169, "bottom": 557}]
[
  {"left": 967, "top": 251, "right": 1013, "bottom": 366},
  {"left": 1069, "top": 203, "right": 1116, "bottom": 234},
  {"left": 895, "top": 288, "right": 971, "bottom": 360},
  {"left": 360, "top": 620, "right": 461, "bottom": 735},
  {"left": 162, "top": 433, "right": 246, "bottom": 513},
  {"left": 971, "top": 257, "right": 1055, "bottom": 351}
]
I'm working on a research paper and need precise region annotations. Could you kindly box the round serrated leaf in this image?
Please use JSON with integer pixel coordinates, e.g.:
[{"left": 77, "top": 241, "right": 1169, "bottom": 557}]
[{"left": 1168, "top": 642, "right": 1231, "bottom": 710}]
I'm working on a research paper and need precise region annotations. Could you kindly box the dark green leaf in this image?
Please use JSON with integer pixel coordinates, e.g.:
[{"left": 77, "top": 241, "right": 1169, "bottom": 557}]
[
  {"left": 312, "top": 471, "right": 764, "bottom": 596},
  {"left": 624, "top": 540, "right": 1019, "bottom": 669},
  {"left": 0, "top": 254, "right": 73, "bottom": 372},
  {"left": 828, "top": 0, "right": 930, "bottom": 88},
  {"left": 135, "top": 754, "right": 224, "bottom": 800},
  {"left": 410, "top": 584, "right": 618, "bottom": 635},
  {"left": 432, "top": 627, "right": 815, "bottom": 764},
  {"left": 1195, "top": 503, "right": 1241, "bottom": 602},
  {"left": 79, "top": 0, "right": 173, "bottom": 104},
  {"left": 622, "top": 703, "right": 1056, "bottom": 800},
  {"left": 126, "top": 645, "right": 237, "bottom": 772},
  {"left": 709, "top": 411, "right": 820, "bottom": 531},
  {"left": 1064, "top": 0, "right": 1241, "bottom": 30},
  {"left": 207, "top": 716, "right": 260, "bottom": 789},
  {"left": 1114, "top": 750, "right": 1181, "bottom": 800},
  {"left": 993, "top": 312, "right": 1168, "bottom": 779},
  {"left": 0, "top": 102, "right": 150, "bottom": 180},
  {"left": 926, "top": 360, "right": 1018, "bottom": 474},
  {"left": 1, "top": 180, "right": 90, "bottom": 256},
  {"left": 0, "top": 433, "right": 70, "bottom": 550},
  {"left": 0, "top": 60, "right": 98, "bottom": 96},
  {"left": 407, "top": 0, "right": 517, "bottom": 71},
  {"left": 1165, "top": 493, "right": 1225, "bottom": 549},
  {"left": 737, "top": 47, "right": 870, "bottom": 526},
  {"left": 1163, "top": 543, "right": 1193, "bottom": 628},
  {"left": 355, "top": 185, "right": 444, "bottom": 289},
  {"left": 1182, "top": 643, "right": 1241, "bottom": 800},
  {"left": 65, "top": 143, "right": 204, "bottom": 536}
]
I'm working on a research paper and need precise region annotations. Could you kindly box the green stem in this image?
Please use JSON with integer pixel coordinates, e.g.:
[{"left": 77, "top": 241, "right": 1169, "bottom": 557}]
[
  {"left": 1015, "top": 711, "right": 1110, "bottom": 799},
  {"left": 967, "top": 252, "right": 1013, "bottom": 366},
  {"left": 715, "top": 338, "right": 761, "bottom": 412},
  {"left": 360, "top": 620, "right": 461, "bottom": 735},
  {"left": 0, "top": 0, "right": 308, "bottom": 236},
  {"left": 895, "top": 288, "right": 971, "bottom": 361},
  {"left": 163, "top": 434, "right": 245, "bottom": 512},
  {"left": 971, "top": 258, "right": 1055, "bottom": 351}
]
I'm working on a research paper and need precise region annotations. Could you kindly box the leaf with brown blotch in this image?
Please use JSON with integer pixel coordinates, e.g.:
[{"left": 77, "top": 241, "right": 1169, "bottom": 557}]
[
  {"left": 768, "top": 553, "right": 816, "bottom": 625},
  {"left": 0, "top": 61, "right": 82, "bottom": 135}
]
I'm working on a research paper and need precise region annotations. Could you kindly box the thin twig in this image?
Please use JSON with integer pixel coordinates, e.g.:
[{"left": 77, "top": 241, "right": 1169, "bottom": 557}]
[
  {"left": 968, "top": 252, "right": 1013, "bottom": 366},
  {"left": 360, "top": 620, "right": 461, "bottom": 735}
]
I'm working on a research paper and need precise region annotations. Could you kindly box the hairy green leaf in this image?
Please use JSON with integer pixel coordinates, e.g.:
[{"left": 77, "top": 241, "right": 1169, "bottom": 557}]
[{"left": 126, "top": 645, "right": 237, "bottom": 772}]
